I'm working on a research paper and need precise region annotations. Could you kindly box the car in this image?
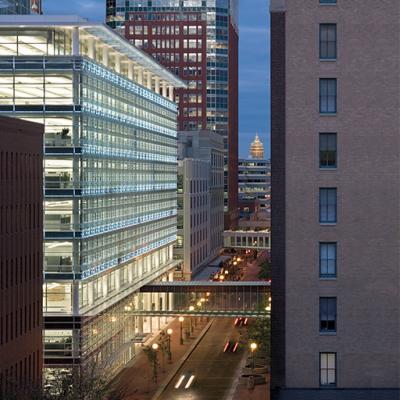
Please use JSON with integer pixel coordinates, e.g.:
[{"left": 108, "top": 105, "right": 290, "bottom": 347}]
[
  {"left": 223, "top": 340, "right": 239, "bottom": 353},
  {"left": 174, "top": 372, "right": 196, "bottom": 390},
  {"left": 234, "top": 317, "right": 248, "bottom": 327}
]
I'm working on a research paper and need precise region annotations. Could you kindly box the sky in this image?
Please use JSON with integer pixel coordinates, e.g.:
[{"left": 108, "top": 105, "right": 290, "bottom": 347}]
[{"left": 43, "top": 0, "right": 270, "bottom": 158}]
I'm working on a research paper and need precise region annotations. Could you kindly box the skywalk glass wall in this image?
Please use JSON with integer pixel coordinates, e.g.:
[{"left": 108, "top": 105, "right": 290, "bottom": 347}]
[{"left": 0, "top": 26, "right": 179, "bottom": 374}]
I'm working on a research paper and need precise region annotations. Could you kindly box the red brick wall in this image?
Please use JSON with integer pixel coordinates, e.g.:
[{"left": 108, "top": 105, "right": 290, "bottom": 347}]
[{"left": 0, "top": 116, "right": 43, "bottom": 394}]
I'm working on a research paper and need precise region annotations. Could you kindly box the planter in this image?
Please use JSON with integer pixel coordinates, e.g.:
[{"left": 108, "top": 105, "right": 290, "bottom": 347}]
[
  {"left": 239, "top": 374, "right": 266, "bottom": 385},
  {"left": 243, "top": 365, "right": 269, "bottom": 374}
]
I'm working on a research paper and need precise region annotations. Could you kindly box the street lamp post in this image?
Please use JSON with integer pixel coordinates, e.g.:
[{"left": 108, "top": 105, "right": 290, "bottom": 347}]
[
  {"left": 179, "top": 316, "right": 184, "bottom": 345},
  {"left": 189, "top": 306, "right": 195, "bottom": 333},
  {"left": 167, "top": 328, "right": 173, "bottom": 363},
  {"left": 151, "top": 343, "right": 159, "bottom": 383},
  {"left": 250, "top": 342, "right": 257, "bottom": 373}
]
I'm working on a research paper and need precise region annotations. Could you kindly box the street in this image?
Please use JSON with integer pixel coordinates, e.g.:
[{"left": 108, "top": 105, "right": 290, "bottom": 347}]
[{"left": 160, "top": 317, "right": 244, "bottom": 400}]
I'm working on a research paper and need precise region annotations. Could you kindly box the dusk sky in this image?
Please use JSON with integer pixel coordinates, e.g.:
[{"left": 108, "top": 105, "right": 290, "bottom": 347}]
[{"left": 43, "top": 0, "right": 270, "bottom": 158}]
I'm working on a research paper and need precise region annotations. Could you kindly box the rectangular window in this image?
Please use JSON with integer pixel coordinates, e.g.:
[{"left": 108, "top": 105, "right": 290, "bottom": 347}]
[
  {"left": 320, "top": 188, "right": 337, "bottom": 223},
  {"left": 320, "top": 353, "right": 336, "bottom": 387},
  {"left": 320, "top": 78, "right": 337, "bottom": 114},
  {"left": 320, "top": 243, "right": 337, "bottom": 278},
  {"left": 319, "top": 133, "right": 337, "bottom": 168},
  {"left": 320, "top": 297, "right": 337, "bottom": 332},
  {"left": 320, "top": 0, "right": 336, "bottom": 3},
  {"left": 320, "top": 24, "right": 336, "bottom": 60}
]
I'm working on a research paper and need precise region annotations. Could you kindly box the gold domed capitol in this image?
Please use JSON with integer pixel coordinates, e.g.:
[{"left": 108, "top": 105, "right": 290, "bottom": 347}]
[{"left": 250, "top": 133, "right": 264, "bottom": 159}]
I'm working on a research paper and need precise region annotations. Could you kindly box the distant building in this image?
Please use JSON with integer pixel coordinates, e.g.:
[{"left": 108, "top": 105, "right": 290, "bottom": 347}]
[
  {"left": 0, "top": 117, "right": 43, "bottom": 395},
  {"left": 106, "top": 0, "right": 239, "bottom": 229},
  {"left": 0, "top": 15, "right": 185, "bottom": 378},
  {"left": 176, "top": 131, "right": 224, "bottom": 279},
  {"left": 238, "top": 134, "right": 270, "bottom": 215},
  {"left": 0, "top": 0, "right": 41, "bottom": 14},
  {"left": 238, "top": 158, "right": 271, "bottom": 213},
  {"left": 250, "top": 133, "right": 264, "bottom": 159}
]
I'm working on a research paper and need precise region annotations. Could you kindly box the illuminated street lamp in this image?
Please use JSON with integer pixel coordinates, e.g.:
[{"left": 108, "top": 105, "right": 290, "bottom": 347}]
[
  {"left": 219, "top": 274, "right": 225, "bottom": 281},
  {"left": 179, "top": 316, "right": 184, "bottom": 345},
  {"left": 250, "top": 342, "right": 258, "bottom": 372},
  {"left": 166, "top": 328, "right": 173, "bottom": 363}
]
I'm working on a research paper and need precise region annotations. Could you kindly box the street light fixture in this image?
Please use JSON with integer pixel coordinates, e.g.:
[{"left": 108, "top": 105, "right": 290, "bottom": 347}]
[
  {"left": 166, "top": 328, "right": 173, "bottom": 363},
  {"left": 152, "top": 343, "right": 159, "bottom": 351},
  {"left": 179, "top": 316, "right": 184, "bottom": 345},
  {"left": 250, "top": 342, "right": 258, "bottom": 373}
]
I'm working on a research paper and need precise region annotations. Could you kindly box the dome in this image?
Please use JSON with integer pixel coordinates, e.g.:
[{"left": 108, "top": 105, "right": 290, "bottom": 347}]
[{"left": 250, "top": 133, "right": 264, "bottom": 159}]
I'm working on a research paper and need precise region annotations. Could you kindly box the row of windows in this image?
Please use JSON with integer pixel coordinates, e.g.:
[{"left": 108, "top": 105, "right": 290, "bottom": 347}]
[
  {"left": 129, "top": 12, "right": 203, "bottom": 22},
  {"left": 132, "top": 38, "right": 203, "bottom": 49},
  {"left": 0, "top": 301, "right": 41, "bottom": 345},
  {"left": 0, "top": 203, "right": 41, "bottom": 235},
  {"left": 0, "top": 350, "right": 41, "bottom": 395},
  {"left": 129, "top": 24, "right": 203, "bottom": 35},
  {"left": 0, "top": 253, "right": 41, "bottom": 290}
]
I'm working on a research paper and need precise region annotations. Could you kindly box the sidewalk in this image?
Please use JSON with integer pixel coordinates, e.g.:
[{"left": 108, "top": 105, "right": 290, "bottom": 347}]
[{"left": 111, "top": 317, "right": 209, "bottom": 400}]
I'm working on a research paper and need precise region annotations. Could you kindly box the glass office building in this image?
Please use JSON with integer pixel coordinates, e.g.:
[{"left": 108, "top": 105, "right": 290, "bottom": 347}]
[
  {"left": 0, "top": 0, "right": 41, "bottom": 14},
  {"left": 0, "top": 16, "right": 185, "bottom": 376}
]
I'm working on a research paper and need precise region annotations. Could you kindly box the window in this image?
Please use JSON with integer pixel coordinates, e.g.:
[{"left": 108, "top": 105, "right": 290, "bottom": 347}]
[
  {"left": 320, "top": 353, "right": 336, "bottom": 387},
  {"left": 320, "top": 297, "right": 337, "bottom": 332},
  {"left": 320, "top": 133, "right": 337, "bottom": 168},
  {"left": 320, "top": 243, "right": 337, "bottom": 278},
  {"left": 320, "top": 188, "right": 337, "bottom": 223},
  {"left": 320, "top": 24, "right": 336, "bottom": 60},
  {"left": 320, "top": 79, "right": 337, "bottom": 114}
]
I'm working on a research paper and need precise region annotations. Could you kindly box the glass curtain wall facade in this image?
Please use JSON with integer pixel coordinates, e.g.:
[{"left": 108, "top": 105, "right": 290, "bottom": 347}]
[
  {"left": 0, "top": 19, "right": 183, "bottom": 376},
  {"left": 0, "top": 0, "right": 40, "bottom": 14},
  {"left": 106, "top": 0, "right": 239, "bottom": 227}
]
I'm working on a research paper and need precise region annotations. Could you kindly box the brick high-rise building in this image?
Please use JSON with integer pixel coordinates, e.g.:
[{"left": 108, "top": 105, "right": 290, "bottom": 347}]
[
  {"left": 270, "top": 1, "right": 400, "bottom": 399},
  {"left": 0, "top": 117, "right": 43, "bottom": 394},
  {"left": 106, "top": 0, "right": 239, "bottom": 228}
]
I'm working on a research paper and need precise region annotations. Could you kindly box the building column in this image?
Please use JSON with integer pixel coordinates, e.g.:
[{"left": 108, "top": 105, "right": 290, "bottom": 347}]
[
  {"left": 87, "top": 37, "right": 96, "bottom": 60},
  {"left": 128, "top": 63, "right": 134, "bottom": 80},
  {"left": 162, "top": 82, "right": 168, "bottom": 97},
  {"left": 72, "top": 27, "right": 80, "bottom": 56},
  {"left": 102, "top": 47, "right": 109, "bottom": 67},
  {"left": 72, "top": 282, "right": 79, "bottom": 315},
  {"left": 146, "top": 72, "right": 152, "bottom": 90},
  {"left": 137, "top": 67, "right": 143, "bottom": 85},
  {"left": 155, "top": 77, "right": 160, "bottom": 94},
  {"left": 168, "top": 85, "right": 174, "bottom": 102},
  {"left": 115, "top": 55, "right": 121, "bottom": 73}
]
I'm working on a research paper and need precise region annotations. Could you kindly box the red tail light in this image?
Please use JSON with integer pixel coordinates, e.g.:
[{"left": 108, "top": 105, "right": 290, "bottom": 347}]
[{"left": 223, "top": 342, "right": 230, "bottom": 353}]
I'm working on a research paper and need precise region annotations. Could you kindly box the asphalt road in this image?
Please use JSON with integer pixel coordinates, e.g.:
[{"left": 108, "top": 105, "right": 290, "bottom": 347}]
[{"left": 160, "top": 317, "right": 244, "bottom": 400}]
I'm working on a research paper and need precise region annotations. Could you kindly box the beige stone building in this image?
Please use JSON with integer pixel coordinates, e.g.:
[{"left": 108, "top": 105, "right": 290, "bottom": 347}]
[{"left": 270, "top": 1, "right": 400, "bottom": 399}]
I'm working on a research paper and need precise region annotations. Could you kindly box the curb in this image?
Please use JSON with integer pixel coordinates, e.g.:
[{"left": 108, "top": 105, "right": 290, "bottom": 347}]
[{"left": 152, "top": 319, "right": 214, "bottom": 400}]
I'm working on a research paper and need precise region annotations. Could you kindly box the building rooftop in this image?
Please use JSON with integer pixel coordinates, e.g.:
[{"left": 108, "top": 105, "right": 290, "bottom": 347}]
[{"left": 0, "top": 15, "right": 186, "bottom": 88}]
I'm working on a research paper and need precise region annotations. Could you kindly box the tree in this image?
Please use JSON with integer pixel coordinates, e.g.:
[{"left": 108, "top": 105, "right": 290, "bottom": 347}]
[
  {"left": 143, "top": 346, "right": 159, "bottom": 384},
  {"left": 247, "top": 316, "right": 271, "bottom": 363},
  {"left": 42, "top": 362, "right": 125, "bottom": 400},
  {"left": 258, "top": 259, "right": 271, "bottom": 280}
]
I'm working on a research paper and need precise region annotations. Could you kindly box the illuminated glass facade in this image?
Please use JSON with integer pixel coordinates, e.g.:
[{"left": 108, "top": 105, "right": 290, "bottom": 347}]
[{"left": 0, "top": 17, "right": 184, "bottom": 376}]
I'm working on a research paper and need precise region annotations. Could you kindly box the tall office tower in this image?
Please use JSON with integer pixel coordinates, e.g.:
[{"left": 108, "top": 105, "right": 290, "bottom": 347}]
[
  {"left": 0, "top": 15, "right": 185, "bottom": 378},
  {"left": 0, "top": 117, "right": 43, "bottom": 394},
  {"left": 106, "top": 0, "right": 239, "bottom": 229},
  {"left": 176, "top": 131, "right": 224, "bottom": 278},
  {"left": 270, "top": 1, "right": 400, "bottom": 399},
  {"left": 0, "top": 0, "right": 41, "bottom": 14}
]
